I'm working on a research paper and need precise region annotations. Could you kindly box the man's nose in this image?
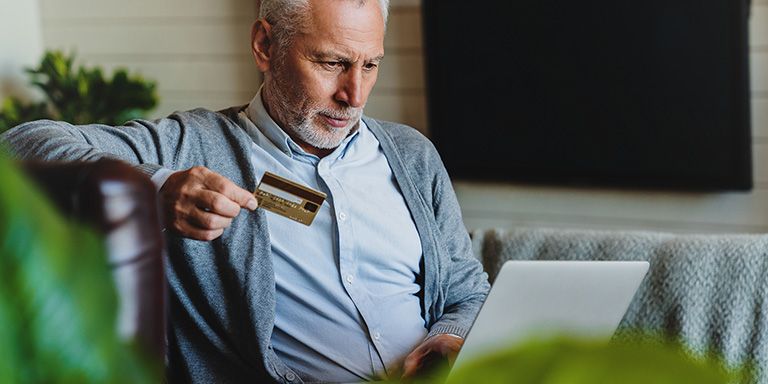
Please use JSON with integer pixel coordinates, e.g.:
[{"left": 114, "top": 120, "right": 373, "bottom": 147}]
[{"left": 335, "top": 69, "right": 364, "bottom": 108}]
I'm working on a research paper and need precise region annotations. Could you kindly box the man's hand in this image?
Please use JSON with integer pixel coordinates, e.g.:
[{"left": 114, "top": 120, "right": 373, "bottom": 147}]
[
  {"left": 401, "top": 334, "right": 464, "bottom": 380},
  {"left": 160, "top": 166, "right": 258, "bottom": 241}
]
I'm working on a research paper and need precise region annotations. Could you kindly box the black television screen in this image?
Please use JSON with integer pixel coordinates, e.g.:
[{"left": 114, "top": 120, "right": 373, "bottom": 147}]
[{"left": 422, "top": 0, "right": 752, "bottom": 190}]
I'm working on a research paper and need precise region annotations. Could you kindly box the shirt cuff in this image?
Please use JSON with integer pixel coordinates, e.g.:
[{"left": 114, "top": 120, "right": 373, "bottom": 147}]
[
  {"left": 427, "top": 333, "right": 464, "bottom": 341},
  {"left": 149, "top": 167, "right": 176, "bottom": 192},
  {"left": 427, "top": 324, "right": 470, "bottom": 340}
]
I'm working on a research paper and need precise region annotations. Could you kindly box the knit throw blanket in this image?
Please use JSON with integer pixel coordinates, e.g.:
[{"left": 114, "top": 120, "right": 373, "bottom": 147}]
[{"left": 471, "top": 227, "right": 768, "bottom": 383}]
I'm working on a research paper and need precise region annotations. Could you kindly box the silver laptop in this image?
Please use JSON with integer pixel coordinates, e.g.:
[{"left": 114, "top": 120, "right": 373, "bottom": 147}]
[{"left": 451, "top": 260, "right": 649, "bottom": 372}]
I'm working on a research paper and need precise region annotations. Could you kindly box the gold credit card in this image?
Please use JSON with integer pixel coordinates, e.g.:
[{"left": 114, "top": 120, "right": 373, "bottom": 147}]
[{"left": 254, "top": 171, "right": 327, "bottom": 226}]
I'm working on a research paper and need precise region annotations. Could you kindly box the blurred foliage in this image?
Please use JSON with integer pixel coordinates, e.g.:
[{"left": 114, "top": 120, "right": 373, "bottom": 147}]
[
  {"left": 0, "top": 152, "right": 159, "bottom": 382},
  {"left": 0, "top": 50, "right": 157, "bottom": 133},
  {"left": 410, "top": 334, "right": 751, "bottom": 384}
]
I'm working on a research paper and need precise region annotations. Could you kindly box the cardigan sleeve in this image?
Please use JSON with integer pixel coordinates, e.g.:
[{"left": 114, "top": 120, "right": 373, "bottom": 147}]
[
  {"left": 1, "top": 116, "right": 186, "bottom": 178},
  {"left": 425, "top": 157, "right": 491, "bottom": 339}
]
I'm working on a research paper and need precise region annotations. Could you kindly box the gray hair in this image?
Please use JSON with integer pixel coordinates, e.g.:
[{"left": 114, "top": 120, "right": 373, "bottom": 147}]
[{"left": 258, "top": 0, "right": 389, "bottom": 50}]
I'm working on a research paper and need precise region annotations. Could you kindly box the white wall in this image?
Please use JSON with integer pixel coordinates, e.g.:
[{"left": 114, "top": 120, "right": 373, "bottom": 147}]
[{"left": 0, "top": 0, "right": 43, "bottom": 102}]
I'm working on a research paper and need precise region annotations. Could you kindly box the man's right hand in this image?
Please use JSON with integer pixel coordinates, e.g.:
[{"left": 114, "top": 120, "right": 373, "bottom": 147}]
[{"left": 159, "top": 166, "right": 258, "bottom": 241}]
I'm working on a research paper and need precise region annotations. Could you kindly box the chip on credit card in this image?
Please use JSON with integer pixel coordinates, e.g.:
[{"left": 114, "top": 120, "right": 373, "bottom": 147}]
[{"left": 254, "top": 171, "right": 327, "bottom": 226}]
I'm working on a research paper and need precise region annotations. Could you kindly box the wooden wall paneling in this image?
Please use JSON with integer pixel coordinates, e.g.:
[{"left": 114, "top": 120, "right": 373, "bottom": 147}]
[
  {"left": 366, "top": 92, "right": 427, "bottom": 132},
  {"left": 385, "top": 8, "right": 422, "bottom": 50},
  {"left": 91, "top": 60, "right": 260, "bottom": 93},
  {"left": 42, "top": 22, "right": 253, "bottom": 56},
  {"left": 376, "top": 54, "right": 424, "bottom": 92},
  {"left": 755, "top": 98, "right": 768, "bottom": 139},
  {"left": 40, "top": 0, "right": 256, "bottom": 19},
  {"left": 753, "top": 51, "right": 768, "bottom": 93},
  {"left": 454, "top": 183, "right": 768, "bottom": 230},
  {"left": 753, "top": 143, "right": 768, "bottom": 186},
  {"left": 753, "top": 5, "right": 768, "bottom": 47},
  {"left": 460, "top": 212, "right": 768, "bottom": 234}
]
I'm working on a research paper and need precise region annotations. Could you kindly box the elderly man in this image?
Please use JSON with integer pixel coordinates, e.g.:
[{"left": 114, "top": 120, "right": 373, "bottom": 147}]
[{"left": 2, "top": 0, "right": 489, "bottom": 382}]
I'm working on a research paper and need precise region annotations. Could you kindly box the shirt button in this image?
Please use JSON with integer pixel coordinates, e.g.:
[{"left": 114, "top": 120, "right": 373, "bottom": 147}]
[
  {"left": 285, "top": 372, "right": 296, "bottom": 381},
  {"left": 338, "top": 212, "right": 347, "bottom": 221},
  {"left": 374, "top": 331, "right": 381, "bottom": 340},
  {"left": 346, "top": 274, "right": 354, "bottom": 284}
]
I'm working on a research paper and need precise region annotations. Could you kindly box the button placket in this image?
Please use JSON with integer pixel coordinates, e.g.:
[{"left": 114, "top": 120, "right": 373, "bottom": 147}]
[{"left": 329, "top": 172, "right": 360, "bottom": 313}]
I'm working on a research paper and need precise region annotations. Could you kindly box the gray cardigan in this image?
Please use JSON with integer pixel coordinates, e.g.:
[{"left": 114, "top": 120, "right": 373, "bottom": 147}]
[{"left": 1, "top": 107, "right": 490, "bottom": 383}]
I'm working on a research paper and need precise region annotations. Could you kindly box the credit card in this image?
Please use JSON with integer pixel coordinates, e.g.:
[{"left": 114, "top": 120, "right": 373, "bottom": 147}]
[{"left": 254, "top": 171, "right": 327, "bottom": 226}]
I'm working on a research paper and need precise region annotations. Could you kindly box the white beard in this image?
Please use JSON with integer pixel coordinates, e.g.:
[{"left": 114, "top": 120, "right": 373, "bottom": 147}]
[{"left": 289, "top": 107, "right": 362, "bottom": 149}]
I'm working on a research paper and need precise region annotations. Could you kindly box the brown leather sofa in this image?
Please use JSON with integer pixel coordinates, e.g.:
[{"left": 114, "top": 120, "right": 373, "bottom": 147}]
[{"left": 23, "top": 159, "right": 166, "bottom": 359}]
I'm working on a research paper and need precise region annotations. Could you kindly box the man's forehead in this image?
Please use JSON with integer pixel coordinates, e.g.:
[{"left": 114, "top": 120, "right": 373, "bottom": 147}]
[
  {"left": 295, "top": 0, "right": 385, "bottom": 59},
  {"left": 305, "top": 0, "right": 385, "bottom": 38},
  {"left": 310, "top": 47, "right": 385, "bottom": 62},
  {"left": 307, "top": 0, "right": 378, "bottom": 14}
]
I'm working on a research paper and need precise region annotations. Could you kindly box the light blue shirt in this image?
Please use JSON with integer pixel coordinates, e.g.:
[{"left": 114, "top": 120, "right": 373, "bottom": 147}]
[{"left": 240, "top": 90, "right": 427, "bottom": 382}]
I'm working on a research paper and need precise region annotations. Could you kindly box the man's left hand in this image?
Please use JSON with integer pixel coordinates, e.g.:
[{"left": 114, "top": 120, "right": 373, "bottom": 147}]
[{"left": 401, "top": 334, "right": 464, "bottom": 379}]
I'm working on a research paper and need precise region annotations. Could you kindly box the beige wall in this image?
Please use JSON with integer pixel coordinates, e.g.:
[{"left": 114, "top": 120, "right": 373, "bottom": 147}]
[
  {"left": 367, "top": 2, "right": 427, "bottom": 133},
  {"left": 35, "top": 0, "right": 768, "bottom": 233},
  {"left": 39, "top": 0, "right": 260, "bottom": 117},
  {"left": 0, "top": 0, "right": 43, "bottom": 102}
]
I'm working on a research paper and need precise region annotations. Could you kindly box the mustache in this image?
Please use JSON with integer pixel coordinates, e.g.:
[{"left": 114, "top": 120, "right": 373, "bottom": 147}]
[{"left": 318, "top": 107, "right": 362, "bottom": 120}]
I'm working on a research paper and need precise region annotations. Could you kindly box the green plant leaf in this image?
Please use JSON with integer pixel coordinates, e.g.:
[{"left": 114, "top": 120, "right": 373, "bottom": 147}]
[
  {"left": 0, "top": 152, "right": 160, "bottom": 382},
  {"left": 0, "top": 98, "right": 50, "bottom": 133},
  {"left": 435, "top": 335, "right": 747, "bottom": 384},
  {"left": 0, "top": 50, "right": 158, "bottom": 130}
]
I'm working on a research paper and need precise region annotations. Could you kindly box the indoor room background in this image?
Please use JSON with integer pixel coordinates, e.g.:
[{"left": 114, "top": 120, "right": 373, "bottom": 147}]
[{"left": 1, "top": 0, "right": 767, "bottom": 233}]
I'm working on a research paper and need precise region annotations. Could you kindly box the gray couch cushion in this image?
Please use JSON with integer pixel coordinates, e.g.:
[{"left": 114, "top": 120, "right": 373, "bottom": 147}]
[{"left": 472, "top": 227, "right": 768, "bottom": 381}]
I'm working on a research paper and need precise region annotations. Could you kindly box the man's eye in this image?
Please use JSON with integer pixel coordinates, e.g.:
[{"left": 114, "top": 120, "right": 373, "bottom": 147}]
[
  {"left": 364, "top": 63, "right": 379, "bottom": 71},
  {"left": 322, "top": 62, "right": 342, "bottom": 70}
]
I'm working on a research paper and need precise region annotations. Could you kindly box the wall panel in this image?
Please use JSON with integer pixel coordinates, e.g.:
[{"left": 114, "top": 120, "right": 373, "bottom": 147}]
[{"left": 39, "top": 0, "right": 257, "bottom": 119}]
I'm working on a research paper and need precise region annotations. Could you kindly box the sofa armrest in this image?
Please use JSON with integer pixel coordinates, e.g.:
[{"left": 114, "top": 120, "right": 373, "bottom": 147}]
[{"left": 23, "top": 159, "right": 165, "bottom": 359}]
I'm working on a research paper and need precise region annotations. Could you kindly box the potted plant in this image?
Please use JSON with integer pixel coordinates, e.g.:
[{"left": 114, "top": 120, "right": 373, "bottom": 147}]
[{"left": 0, "top": 50, "right": 158, "bottom": 133}]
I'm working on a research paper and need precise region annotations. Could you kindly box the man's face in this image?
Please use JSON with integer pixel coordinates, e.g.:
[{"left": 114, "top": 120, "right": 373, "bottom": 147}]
[{"left": 264, "top": 0, "right": 385, "bottom": 150}]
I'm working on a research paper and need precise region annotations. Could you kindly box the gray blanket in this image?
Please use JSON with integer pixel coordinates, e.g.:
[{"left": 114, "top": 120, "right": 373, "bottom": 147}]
[{"left": 472, "top": 227, "right": 768, "bottom": 383}]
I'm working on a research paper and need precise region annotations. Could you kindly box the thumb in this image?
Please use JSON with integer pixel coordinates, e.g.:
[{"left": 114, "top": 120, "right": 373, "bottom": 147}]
[
  {"left": 198, "top": 168, "right": 259, "bottom": 211},
  {"left": 237, "top": 189, "right": 259, "bottom": 211},
  {"left": 216, "top": 179, "right": 258, "bottom": 211}
]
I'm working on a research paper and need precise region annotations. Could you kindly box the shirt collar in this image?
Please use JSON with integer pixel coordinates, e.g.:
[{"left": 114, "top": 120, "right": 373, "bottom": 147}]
[{"left": 244, "top": 87, "right": 363, "bottom": 161}]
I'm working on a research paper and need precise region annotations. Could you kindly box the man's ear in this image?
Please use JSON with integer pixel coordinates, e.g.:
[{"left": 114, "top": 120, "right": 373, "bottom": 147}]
[{"left": 251, "top": 19, "right": 273, "bottom": 72}]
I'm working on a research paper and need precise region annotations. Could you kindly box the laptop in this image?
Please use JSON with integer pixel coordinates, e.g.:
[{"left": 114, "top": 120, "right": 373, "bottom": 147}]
[{"left": 450, "top": 260, "right": 649, "bottom": 373}]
